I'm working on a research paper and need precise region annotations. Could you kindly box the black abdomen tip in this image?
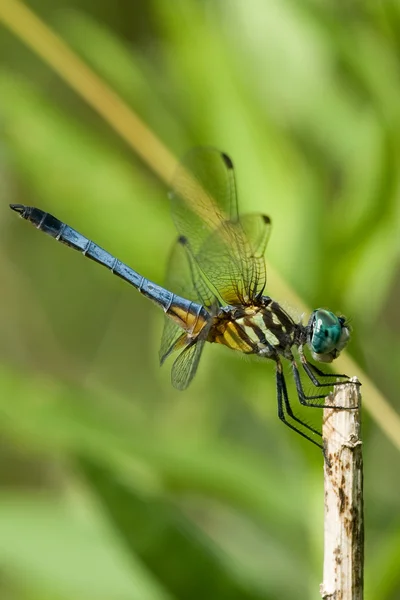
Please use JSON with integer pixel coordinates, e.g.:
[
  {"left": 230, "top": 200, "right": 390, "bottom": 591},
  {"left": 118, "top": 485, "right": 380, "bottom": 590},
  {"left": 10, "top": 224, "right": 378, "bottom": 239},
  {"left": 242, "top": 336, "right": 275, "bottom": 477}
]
[{"left": 10, "top": 204, "right": 27, "bottom": 215}]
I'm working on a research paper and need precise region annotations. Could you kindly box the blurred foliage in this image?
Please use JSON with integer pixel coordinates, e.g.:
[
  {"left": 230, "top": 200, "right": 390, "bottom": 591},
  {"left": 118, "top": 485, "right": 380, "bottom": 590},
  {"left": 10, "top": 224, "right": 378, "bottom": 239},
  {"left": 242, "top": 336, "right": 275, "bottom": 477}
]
[{"left": 0, "top": 0, "right": 400, "bottom": 599}]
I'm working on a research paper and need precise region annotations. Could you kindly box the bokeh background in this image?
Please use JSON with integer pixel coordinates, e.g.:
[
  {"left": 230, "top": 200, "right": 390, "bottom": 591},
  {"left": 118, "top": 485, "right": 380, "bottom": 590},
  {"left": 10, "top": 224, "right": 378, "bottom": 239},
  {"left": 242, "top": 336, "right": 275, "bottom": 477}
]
[{"left": 1, "top": 1, "right": 400, "bottom": 599}]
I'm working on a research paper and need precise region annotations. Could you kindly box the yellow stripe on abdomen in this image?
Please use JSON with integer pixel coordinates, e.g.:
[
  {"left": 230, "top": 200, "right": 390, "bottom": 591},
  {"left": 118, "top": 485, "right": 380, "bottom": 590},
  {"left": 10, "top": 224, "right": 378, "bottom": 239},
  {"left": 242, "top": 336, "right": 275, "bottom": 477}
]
[
  {"left": 168, "top": 304, "right": 207, "bottom": 334},
  {"left": 218, "top": 322, "right": 253, "bottom": 353}
]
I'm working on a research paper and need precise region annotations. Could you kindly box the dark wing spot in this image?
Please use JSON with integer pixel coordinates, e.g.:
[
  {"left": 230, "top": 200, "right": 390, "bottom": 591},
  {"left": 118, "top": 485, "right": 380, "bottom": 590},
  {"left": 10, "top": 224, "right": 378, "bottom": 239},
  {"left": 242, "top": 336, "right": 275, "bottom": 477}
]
[
  {"left": 262, "top": 214, "right": 271, "bottom": 224},
  {"left": 221, "top": 152, "right": 234, "bottom": 169},
  {"left": 178, "top": 235, "right": 188, "bottom": 246}
]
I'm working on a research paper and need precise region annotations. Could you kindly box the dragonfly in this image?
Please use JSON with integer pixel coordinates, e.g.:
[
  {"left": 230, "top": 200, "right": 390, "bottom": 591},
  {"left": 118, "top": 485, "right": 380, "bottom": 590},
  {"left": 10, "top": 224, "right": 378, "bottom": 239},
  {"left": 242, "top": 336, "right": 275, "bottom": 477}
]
[{"left": 10, "top": 147, "right": 353, "bottom": 451}]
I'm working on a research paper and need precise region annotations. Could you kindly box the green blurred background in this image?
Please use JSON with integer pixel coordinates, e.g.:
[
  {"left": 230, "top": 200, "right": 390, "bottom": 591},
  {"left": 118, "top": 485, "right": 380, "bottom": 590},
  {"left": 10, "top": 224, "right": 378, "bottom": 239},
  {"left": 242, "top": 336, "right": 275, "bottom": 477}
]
[{"left": 0, "top": 1, "right": 400, "bottom": 598}]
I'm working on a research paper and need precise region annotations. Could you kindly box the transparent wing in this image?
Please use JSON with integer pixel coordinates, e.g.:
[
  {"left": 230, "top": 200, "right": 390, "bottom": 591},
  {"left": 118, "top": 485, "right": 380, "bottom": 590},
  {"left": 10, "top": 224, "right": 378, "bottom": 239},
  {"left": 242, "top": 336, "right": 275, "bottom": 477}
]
[
  {"left": 194, "top": 212, "right": 271, "bottom": 304},
  {"left": 170, "top": 147, "right": 271, "bottom": 304},
  {"left": 171, "top": 339, "right": 206, "bottom": 390},
  {"left": 159, "top": 236, "right": 214, "bottom": 367},
  {"left": 240, "top": 213, "right": 271, "bottom": 299}
]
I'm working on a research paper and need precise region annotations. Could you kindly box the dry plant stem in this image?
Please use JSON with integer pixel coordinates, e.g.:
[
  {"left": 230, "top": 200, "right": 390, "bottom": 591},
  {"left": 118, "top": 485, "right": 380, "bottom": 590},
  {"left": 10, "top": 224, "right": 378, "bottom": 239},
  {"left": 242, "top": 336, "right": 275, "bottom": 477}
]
[
  {"left": 0, "top": 0, "right": 177, "bottom": 184},
  {"left": 321, "top": 379, "right": 363, "bottom": 600}
]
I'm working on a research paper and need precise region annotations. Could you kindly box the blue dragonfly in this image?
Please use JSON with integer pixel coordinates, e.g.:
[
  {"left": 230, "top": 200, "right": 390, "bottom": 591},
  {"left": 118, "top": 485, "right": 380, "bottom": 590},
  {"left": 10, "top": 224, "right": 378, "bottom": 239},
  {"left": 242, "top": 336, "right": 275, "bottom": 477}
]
[{"left": 10, "top": 147, "right": 353, "bottom": 450}]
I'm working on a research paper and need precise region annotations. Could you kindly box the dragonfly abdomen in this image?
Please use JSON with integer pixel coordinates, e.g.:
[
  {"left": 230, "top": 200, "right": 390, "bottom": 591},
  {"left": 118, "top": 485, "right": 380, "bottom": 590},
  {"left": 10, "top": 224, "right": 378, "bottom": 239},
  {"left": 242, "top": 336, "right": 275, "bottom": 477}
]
[
  {"left": 166, "top": 297, "right": 210, "bottom": 336},
  {"left": 10, "top": 205, "right": 177, "bottom": 313}
]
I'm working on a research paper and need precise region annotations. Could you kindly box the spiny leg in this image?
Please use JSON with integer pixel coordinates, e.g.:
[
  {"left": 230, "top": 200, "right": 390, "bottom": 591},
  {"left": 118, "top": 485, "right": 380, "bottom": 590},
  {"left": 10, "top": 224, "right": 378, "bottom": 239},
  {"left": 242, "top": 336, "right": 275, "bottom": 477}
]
[
  {"left": 304, "top": 360, "right": 349, "bottom": 381},
  {"left": 292, "top": 359, "right": 357, "bottom": 410},
  {"left": 275, "top": 360, "right": 322, "bottom": 450},
  {"left": 298, "top": 349, "right": 349, "bottom": 387}
]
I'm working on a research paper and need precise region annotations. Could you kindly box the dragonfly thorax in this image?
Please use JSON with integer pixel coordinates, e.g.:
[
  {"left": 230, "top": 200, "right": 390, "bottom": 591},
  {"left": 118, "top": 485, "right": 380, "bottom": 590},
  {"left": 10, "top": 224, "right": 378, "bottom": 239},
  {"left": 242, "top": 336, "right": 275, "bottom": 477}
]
[
  {"left": 207, "top": 301, "right": 350, "bottom": 367},
  {"left": 207, "top": 296, "right": 299, "bottom": 359}
]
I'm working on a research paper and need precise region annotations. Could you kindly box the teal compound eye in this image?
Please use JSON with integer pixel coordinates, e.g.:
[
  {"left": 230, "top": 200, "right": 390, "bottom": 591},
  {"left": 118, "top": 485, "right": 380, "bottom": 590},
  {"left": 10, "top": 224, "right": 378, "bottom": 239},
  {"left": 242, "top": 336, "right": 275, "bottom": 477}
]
[{"left": 308, "top": 309, "right": 350, "bottom": 363}]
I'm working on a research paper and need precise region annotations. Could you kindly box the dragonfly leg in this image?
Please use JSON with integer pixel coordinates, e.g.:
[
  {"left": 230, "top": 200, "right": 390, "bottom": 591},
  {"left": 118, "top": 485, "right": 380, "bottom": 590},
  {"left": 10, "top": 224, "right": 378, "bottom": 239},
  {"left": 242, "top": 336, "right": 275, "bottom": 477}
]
[
  {"left": 275, "top": 360, "right": 323, "bottom": 450},
  {"left": 292, "top": 360, "right": 357, "bottom": 409},
  {"left": 301, "top": 357, "right": 349, "bottom": 387},
  {"left": 298, "top": 348, "right": 349, "bottom": 387}
]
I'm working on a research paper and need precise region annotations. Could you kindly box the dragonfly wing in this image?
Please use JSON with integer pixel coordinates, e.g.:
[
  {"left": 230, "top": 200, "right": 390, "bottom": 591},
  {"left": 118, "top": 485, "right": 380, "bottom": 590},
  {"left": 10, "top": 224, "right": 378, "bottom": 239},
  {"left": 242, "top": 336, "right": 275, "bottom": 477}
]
[
  {"left": 159, "top": 323, "right": 187, "bottom": 366},
  {"left": 239, "top": 213, "right": 271, "bottom": 299},
  {"left": 170, "top": 147, "right": 238, "bottom": 249},
  {"left": 195, "top": 212, "right": 271, "bottom": 304},
  {"left": 240, "top": 213, "right": 271, "bottom": 258},
  {"left": 159, "top": 235, "right": 214, "bottom": 367},
  {"left": 170, "top": 147, "right": 270, "bottom": 304},
  {"left": 171, "top": 339, "right": 206, "bottom": 390}
]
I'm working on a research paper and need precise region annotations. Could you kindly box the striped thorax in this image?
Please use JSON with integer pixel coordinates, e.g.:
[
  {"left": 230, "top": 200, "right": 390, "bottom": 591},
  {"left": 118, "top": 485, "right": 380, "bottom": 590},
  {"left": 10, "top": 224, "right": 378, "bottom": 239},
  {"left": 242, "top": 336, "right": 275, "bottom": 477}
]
[{"left": 208, "top": 296, "right": 301, "bottom": 360}]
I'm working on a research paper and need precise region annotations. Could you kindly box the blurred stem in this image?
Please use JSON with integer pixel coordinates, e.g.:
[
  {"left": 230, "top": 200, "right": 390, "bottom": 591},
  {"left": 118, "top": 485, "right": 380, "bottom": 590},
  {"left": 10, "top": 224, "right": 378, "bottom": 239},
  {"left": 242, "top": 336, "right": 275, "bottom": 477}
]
[
  {"left": 0, "top": 0, "right": 400, "bottom": 453},
  {"left": 0, "top": 0, "right": 176, "bottom": 183}
]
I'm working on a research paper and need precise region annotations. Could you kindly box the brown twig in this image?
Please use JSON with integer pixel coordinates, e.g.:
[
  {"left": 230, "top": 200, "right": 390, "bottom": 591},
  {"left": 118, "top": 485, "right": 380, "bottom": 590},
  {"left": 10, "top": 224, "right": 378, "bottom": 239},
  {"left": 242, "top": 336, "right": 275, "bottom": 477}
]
[{"left": 320, "top": 378, "right": 363, "bottom": 600}]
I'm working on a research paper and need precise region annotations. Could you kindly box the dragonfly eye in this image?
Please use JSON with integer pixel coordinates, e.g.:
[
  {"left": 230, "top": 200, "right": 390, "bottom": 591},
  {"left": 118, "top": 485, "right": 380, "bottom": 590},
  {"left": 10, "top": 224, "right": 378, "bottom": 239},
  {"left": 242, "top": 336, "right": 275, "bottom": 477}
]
[{"left": 308, "top": 309, "right": 350, "bottom": 363}]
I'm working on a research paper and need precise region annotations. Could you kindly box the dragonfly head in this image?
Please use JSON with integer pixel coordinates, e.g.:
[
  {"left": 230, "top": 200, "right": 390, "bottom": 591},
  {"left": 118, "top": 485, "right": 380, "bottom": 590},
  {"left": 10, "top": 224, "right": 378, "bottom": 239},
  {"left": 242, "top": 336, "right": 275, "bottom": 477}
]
[{"left": 307, "top": 309, "right": 350, "bottom": 363}]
